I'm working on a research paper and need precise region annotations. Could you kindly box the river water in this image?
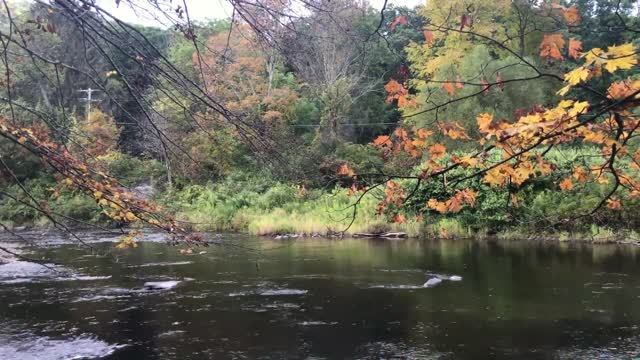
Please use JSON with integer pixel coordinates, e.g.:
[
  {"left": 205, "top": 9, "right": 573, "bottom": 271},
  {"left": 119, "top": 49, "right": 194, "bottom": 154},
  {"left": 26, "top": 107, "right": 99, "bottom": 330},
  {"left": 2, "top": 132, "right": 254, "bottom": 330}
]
[{"left": 1, "top": 230, "right": 640, "bottom": 359}]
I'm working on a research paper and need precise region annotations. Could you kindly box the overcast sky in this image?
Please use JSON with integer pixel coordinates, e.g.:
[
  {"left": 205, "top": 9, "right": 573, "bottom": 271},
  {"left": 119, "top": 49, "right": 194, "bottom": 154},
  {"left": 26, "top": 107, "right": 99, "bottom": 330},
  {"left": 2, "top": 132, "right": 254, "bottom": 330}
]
[{"left": 96, "top": 0, "right": 425, "bottom": 27}]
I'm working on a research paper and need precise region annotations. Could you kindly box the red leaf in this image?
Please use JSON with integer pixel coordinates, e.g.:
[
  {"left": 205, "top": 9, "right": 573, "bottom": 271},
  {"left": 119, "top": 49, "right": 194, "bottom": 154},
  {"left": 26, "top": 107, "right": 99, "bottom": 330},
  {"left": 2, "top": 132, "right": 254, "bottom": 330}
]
[
  {"left": 390, "top": 15, "right": 408, "bottom": 31},
  {"left": 460, "top": 14, "right": 472, "bottom": 31},
  {"left": 423, "top": 30, "right": 433, "bottom": 45}
]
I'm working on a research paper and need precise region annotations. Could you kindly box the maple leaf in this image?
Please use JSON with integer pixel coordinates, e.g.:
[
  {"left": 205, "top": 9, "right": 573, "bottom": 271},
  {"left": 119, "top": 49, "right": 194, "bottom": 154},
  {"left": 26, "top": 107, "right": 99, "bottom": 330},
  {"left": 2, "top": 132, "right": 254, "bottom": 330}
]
[
  {"left": 563, "top": 66, "right": 589, "bottom": 86},
  {"left": 392, "top": 214, "right": 407, "bottom": 223},
  {"left": 372, "top": 135, "right": 393, "bottom": 147},
  {"left": 427, "top": 198, "right": 447, "bottom": 214},
  {"left": 477, "top": 113, "right": 493, "bottom": 133},
  {"left": 384, "top": 79, "right": 408, "bottom": 104},
  {"left": 447, "top": 196, "right": 463, "bottom": 213},
  {"left": 572, "top": 166, "right": 589, "bottom": 183},
  {"left": 602, "top": 44, "right": 638, "bottom": 73},
  {"left": 459, "top": 189, "right": 477, "bottom": 206},
  {"left": 539, "top": 34, "right": 565, "bottom": 61},
  {"left": 442, "top": 81, "right": 455, "bottom": 96},
  {"left": 414, "top": 128, "right": 433, "bottom": 139},
  {"left": 607, "top": 81, "right": 635, "bottom": 100},
  {"left": 394, "top": 127, "right": 409, "bottom": 139},
  {"left": 429, "top": 143, "right": 446, "bottom": 159},
  {"left": 438, "top": 122, "right": 470, "bottom": 140},
  {"left": 568, "top": 38, "right": 582, "bottom": 59},
  {"left": 606, "top": 198, "right": 622, "bottom": 210},
  {"left": 453, "top": 155, "right": 478, "bottom": 167},
  {"left": 563, "top": 6, "right": 581, "bottom": 26},
  {"left": 423, "top": 30, "right": 433, "bottom": 45},
  {"left": 390, "top": 15, "right": 408, "bottom": 31},
  {"left": 559, "top": 178, "right": 573, "bottom": 191}
]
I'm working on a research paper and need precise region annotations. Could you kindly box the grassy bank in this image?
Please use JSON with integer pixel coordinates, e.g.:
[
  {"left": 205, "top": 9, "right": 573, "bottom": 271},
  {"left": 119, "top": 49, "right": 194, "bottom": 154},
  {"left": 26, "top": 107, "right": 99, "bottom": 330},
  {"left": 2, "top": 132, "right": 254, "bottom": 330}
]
[
  {"left": 2, "top": 149, "right": 638, "bottom": 242},
  {"left": 161, "top": 170, "right": 639, "bottom": 241}
]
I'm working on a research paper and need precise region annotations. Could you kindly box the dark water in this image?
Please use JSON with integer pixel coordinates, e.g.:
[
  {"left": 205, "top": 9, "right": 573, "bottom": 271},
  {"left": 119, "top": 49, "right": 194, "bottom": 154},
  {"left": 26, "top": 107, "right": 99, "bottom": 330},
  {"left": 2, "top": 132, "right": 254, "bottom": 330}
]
[{"left": 1, "top": 231, "right": 640, "bottom": 359}]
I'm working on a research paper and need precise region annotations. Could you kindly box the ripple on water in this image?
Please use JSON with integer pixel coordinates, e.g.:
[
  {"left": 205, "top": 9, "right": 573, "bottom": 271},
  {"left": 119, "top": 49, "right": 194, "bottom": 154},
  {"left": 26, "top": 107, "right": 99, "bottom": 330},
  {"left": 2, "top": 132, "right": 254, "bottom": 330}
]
[{"left": 229, "top": 288, "right": 308, "bottom": 297}]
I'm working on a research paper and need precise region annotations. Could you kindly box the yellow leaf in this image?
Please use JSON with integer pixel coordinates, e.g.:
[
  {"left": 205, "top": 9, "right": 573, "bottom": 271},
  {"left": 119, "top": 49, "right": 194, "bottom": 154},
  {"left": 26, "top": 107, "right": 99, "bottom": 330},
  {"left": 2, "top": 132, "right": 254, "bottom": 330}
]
[
  {"left": 477, "top": 113, "right": 493, "bottom": 133},
  {"left": 603, "top": 44, "right": 637, "bottom": 73},
  {"left": 125, "top": 212, "right": 137, "bottom": 221},
  {"left": 17, "top": 136, "right": 27, "bottom": 144},
  {"left": 564, "top": 67, "right": 589, "bottom": 86}
]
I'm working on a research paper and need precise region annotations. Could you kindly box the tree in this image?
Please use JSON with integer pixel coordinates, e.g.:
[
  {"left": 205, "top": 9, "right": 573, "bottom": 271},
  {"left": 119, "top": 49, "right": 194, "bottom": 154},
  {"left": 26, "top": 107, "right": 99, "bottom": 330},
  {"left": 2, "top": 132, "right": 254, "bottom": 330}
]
[{"left": 343, "top": 1, "right": 639, "bottom": 231}]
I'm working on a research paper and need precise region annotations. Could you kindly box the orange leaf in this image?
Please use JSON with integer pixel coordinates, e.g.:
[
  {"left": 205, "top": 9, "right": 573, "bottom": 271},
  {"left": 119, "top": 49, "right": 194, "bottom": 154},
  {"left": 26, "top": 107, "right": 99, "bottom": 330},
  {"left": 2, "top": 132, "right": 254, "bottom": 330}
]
[
  {"left": 606, "top": 198, "right": 621, "bottom": 210},
  {"left": 540, "top": 34, "right": 566, "bottom": 61},
  {"left": 429, "top": 143, "right": 446, "bottom": 159},
  {"left": 392, "top": 214, "right": 407, "bottom": 223},
  {"left": 477, "top": 113, "right": 493, "bottom": 133},
  {"left": 372, "top": 135, "right": 393, "bottom": 148},
  {"left": 442, "top": 81, "right": 455, "bottom": 96},
  {"left": 563, "top": 6, "right": 581, "bottom": 26},
  {"left": 394, "top": 127, "right": 408, "bottom": 140},
  {"left": 437, "top": 122, "right": 470, "bottom": 140},
  {"left": 559, "top": 178, "right": 573, "bottom": 191},
  {"left": 568, "top": 38, "right": 582, "bottom": 59}
]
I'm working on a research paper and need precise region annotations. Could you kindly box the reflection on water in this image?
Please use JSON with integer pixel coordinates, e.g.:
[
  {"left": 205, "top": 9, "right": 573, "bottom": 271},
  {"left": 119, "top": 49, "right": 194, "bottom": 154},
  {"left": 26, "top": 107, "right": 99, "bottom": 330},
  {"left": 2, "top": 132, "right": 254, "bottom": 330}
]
[{"left": 1, "top": 232, "right": 640, "bottom": 359}]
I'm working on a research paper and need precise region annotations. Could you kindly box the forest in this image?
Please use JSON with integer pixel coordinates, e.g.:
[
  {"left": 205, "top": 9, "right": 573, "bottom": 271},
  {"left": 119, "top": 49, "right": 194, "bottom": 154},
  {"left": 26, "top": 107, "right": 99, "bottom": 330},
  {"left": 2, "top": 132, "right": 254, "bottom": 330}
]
[{"left": 0, "top": 0, "right": 639, "bottom": 245}]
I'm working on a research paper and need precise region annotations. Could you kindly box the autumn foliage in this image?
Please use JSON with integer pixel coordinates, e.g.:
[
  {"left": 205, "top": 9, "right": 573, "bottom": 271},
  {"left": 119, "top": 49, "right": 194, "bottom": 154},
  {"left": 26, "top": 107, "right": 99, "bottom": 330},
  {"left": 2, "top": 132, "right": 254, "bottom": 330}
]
[{"left": 363, "top": 4, "right": 640, "bottom": 224}]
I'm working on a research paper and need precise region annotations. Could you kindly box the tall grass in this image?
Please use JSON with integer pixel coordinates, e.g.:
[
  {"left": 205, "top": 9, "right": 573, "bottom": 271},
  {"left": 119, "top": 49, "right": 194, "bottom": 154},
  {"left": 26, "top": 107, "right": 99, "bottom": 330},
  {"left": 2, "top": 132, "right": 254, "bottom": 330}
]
[{"left": 166, "top": 180, "right": 422, "bottom": 236}]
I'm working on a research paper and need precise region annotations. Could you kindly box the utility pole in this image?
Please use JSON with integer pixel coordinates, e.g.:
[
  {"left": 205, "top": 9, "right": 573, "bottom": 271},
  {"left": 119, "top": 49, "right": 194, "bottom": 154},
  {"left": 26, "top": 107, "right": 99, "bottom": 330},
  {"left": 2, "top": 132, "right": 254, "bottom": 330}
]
[{"left": 77, "top": 88, "right": 101, "bottom": 121}]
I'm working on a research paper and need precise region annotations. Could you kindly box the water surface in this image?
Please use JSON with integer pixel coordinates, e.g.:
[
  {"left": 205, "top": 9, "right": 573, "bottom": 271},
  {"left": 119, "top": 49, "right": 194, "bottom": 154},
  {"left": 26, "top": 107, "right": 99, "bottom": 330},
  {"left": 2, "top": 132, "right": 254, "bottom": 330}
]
[{"left": 1, "top": 231, "right": 640, "bottom": 359}]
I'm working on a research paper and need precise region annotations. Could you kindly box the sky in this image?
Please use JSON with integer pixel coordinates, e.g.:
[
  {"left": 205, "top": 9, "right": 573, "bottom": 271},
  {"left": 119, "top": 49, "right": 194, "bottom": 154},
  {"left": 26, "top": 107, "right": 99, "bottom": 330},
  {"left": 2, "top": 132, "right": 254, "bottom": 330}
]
[{"left": 96, "top": 0, "right": 426, "bottom": 27}]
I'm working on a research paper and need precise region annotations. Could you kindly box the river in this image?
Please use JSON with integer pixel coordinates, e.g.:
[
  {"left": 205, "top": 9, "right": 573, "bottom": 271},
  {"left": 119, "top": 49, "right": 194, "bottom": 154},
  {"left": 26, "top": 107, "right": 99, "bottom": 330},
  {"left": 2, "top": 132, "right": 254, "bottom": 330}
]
[{"left": 1, "top": 230, "right": 640, "bottom": 359}]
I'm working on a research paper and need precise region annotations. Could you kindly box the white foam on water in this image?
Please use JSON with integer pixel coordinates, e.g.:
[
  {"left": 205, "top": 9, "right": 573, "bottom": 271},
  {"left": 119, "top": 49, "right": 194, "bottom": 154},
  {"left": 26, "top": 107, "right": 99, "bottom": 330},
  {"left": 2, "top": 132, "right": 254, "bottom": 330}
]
[
  {"left": 128, "top": 261, "right": 193, "bottom": 268},
  {"left": 259, "top": 289, "right": 308, "bottom": 296},
  {"left": 299, "top": 321, "right": 338, "bottom": 326},
  {"left": 368, "top": 285, "right": 425, "bottom": 290},
  {"left": 0, "top": 261, "right": 111, "bottom": 285},
  {"left": 229, "top": 288, "right": 308, "bottom": 297},
  {"left": 143, "top": 280, "right": 181, "bottom": 290},
  {"left": 0, "top": 334, "right": 126, "bottom": 360}
]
